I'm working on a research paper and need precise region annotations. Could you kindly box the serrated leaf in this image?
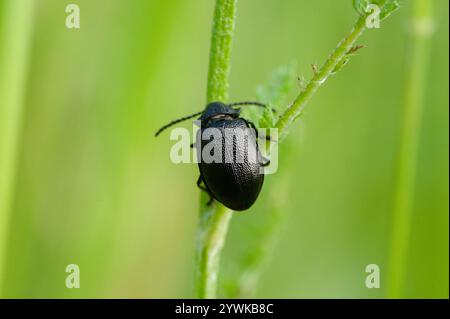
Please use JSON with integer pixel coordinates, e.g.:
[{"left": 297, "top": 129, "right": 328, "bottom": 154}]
[
  {"left": 353, "top": 0, "right": 371, "bottom": 15},
  {"left": 380, "top": 0, "right": 400, "bottom": 20},
  {"left": 259, "top": 104, "right": 276, "bottom": 129},
  {"left": 253, "top": 62, "right": 297, "bottom": 128},
  {"left": 353, "top": 0, "right": 400, "bottom": 20}
]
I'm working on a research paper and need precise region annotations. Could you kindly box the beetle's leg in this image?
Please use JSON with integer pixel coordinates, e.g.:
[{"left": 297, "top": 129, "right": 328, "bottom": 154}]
[
  {"left": 196, "top": 175, "right": 214, "bottom": 206},
  {"left": 244, "top": 119, "right": 273, "bottom": 141},
  {"left": 258, "top": 150, "right": 271, "bottom": 167},
  {"left": 196, "top": 175, "right": 208, "bottom": 192},
  {"left": 243, "top": 120, "right": 259, "bottom": 139},
  {"left": 261, "top": 158, "right": 271, "bottom": 167},
  {"left": 243, "top": 119, "right": 272, "bottom": 167}
]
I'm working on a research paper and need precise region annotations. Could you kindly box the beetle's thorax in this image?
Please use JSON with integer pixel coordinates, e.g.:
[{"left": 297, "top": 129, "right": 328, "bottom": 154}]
[
  {"left": 207, "top": 113, "right": 235, "bottom": 121},
  {"left": 198, "top": 102, "right": 240, "bottom": 123}
]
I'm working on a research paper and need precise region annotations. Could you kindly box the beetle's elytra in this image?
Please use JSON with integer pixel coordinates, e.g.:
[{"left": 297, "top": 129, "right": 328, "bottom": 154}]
[{"left": 155, "top": 101, "right": 270, "bottom": 211}]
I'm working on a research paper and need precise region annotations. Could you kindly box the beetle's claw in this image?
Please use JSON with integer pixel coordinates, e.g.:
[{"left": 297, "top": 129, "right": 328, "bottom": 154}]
[{"left": 259, "top": 135, "right": 277, "bottom": 143}]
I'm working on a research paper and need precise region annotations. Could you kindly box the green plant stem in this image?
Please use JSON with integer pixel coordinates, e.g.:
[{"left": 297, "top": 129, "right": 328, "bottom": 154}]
[
  {"left": 195, "top": 0, "right": 237, "bottom": 299},
  {"left": 387, "top": 0, "right": 434, "bottom": 298},
  {"left": 275, "top": 0, "right": 391, "bottom": 134},
  {"left": 0, "top": 0, "right": 35, "bottom": 295},
  {"left": 195, "top": 203, "right": 232, "bottom": 298},
  {"left": 206, "top": 0, "right": 237, "bottom": 104}
]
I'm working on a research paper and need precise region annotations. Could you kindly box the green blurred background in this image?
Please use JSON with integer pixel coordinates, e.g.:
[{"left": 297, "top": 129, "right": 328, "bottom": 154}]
[{"left": 0, "top": 0, "right": 448, "bottom": 298}]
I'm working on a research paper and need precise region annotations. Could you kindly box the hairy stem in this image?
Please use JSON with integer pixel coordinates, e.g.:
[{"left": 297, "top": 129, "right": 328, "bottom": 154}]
[
  {"left": 195, "top": 0, "right": 237, "bottom": 299},
  {"left": 195, "top": 204, "right": 232, "bottom": 298},
  {"left": 0, "top": 0, "right": 35, "bottom": 294},
  {"left": 387, "top": 0, "right": 434, "bottom": 298},
  {"left": 275, "top": 0, "right": 391, "bottom": 134},
  {"left": 206, "top": 0, "right": 237, "bottom": 104}
]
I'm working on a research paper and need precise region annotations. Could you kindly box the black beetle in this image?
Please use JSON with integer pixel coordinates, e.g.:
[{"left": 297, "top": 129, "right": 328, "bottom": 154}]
[{"left": 155, "top": 101, "right": 271, "bottom": 211}]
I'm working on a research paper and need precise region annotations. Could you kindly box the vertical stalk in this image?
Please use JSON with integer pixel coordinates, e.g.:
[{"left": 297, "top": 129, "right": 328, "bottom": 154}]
[
  {"left": 194, "top": 0, "right": 237, "bottom": 299},
  {"left": 387, "top": 0, "right": 434, "bottom": 298},
  {"left": 195, "top": 203, "right": 232, "bottom": 298},
  {"left": 0, "top": 0, "right": 35, "bottom": 294},
  {"left": 206, "top": 0, "right": 237, "bottom": 104}
]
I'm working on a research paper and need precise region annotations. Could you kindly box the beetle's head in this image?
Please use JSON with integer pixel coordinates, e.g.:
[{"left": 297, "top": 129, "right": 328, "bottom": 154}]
[
  {"left": 155, "top": 101, "right": 267, "bottom": 137},
  {"left": 199, "top": 102, "right": 240, "bottom": 122}
]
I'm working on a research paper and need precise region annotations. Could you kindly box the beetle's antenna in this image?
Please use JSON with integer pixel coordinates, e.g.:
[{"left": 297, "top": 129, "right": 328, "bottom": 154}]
[
  {"left": 228, "top": 101, "right": 277, "bottom": 113},
  {"left": 228, "top": 101, "right": 267, "bottom": 108},
  {"left": 155, "top": 111, "right": 203, "bottom": 137}
]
